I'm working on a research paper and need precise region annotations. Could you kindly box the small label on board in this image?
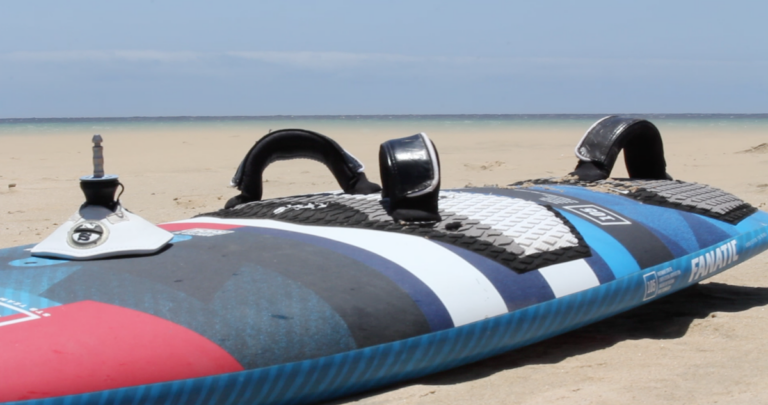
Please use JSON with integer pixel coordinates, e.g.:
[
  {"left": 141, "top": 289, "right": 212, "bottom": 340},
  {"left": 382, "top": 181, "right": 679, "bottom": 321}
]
[
  {"left": 173, "top": 228, "right": 234, "bottom": 237},
  {"left": 642, "top": 272, "right": 659, "bottom": 301},
  {"left": 563, "top": 205, "right": 631, "bottom": 226},
  {"left": 643, "top": 267, "right": 681, "bottom": 301},
  {"left": 67, "top": 221, "right": 109, "bottom": 249}
]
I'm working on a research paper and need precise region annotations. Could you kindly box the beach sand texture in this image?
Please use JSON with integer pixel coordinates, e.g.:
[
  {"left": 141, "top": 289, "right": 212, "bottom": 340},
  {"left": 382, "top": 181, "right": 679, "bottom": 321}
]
[{"left": 2, "top": 118, "right": 768, "bottom": 404}]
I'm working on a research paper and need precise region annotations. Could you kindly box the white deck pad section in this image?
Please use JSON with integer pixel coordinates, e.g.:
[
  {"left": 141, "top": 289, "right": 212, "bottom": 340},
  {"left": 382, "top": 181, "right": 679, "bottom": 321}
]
[
  {"left": 537, "top": 259, "right": 600, "bottom": 298},
  {"left": 174, "top": 217, "right": 509, "bottom": 326},
  {"left": 334, "top": 191, "right": 580, "bottom": 256},
  {"left": 437, "top": 192, "right": 580, "bottom": 256}
]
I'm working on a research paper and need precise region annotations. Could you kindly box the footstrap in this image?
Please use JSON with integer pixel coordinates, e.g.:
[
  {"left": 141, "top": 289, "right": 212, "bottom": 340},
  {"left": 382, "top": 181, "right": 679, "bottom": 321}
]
[
  {"left": 571, "top": 116, "right": 671, "bottom": 181},
  {"left": 379, "top": 133, "right": 441, "bottom": 222},
  {"left": 226, "top": 129, "right": 381, "bottom": 208}
]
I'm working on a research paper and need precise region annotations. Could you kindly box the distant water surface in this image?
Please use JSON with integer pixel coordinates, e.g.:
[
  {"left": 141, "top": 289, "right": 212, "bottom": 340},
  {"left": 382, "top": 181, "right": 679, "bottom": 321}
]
[{"left": 1, "top": 114, "right": 767, "bottom": 137}]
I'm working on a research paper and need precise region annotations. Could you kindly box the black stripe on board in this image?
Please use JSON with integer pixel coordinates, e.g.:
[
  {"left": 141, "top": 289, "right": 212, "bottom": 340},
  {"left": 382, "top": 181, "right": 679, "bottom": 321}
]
[{"left": 233, "top": 227, "right": 435, "bottom": 346}]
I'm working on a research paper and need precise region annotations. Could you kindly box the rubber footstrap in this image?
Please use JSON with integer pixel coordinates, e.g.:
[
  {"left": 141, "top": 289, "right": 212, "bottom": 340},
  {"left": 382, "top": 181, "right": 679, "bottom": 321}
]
[
  {"left": 571, "top": 116, "right": 672, "bottom": 181},
  {"left": 226, "top": 129, "right": 381, "bottom": 208},
  {"left": 379, "top": 133, "right": 441, "bottom": 222}
]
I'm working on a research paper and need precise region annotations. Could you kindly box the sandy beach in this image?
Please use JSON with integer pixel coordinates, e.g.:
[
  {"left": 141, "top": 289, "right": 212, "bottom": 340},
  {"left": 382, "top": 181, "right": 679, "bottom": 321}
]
[{"left": 2, "top": 119, "right": 768, "bottom": 404}]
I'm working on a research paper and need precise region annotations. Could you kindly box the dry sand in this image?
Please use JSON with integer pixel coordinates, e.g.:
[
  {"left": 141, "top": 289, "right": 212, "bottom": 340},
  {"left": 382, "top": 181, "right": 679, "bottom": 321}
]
[{"left": 2, "top": 122, "right": 768, "bottom": 404}]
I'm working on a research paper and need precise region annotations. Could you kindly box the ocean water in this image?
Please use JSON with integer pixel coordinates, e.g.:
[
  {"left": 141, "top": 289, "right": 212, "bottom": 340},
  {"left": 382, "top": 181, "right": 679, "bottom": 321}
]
[{"left": 1, "top": 114, "right": 767, "bottom": 137}]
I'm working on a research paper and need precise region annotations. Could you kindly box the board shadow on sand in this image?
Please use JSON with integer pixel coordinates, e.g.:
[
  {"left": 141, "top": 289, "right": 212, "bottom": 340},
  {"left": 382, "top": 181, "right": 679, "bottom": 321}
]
[{"left": 328, "top": 281, "right": 768, "bottom": 403}]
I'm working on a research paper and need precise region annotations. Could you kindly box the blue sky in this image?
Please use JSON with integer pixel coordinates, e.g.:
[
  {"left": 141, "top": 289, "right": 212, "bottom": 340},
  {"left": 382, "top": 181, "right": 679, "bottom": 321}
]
[{"left": 1, "top": 1, "right": 766, "bottom": 117}]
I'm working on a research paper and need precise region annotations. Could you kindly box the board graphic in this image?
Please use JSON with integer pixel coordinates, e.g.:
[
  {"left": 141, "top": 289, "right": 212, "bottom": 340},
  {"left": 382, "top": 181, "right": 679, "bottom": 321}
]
[{"left": 1, "top": 183, "right": 767, "bottom": 405}]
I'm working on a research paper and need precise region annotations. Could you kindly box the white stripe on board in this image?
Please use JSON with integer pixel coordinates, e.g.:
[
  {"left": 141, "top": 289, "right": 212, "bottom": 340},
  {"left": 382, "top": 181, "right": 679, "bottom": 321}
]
[
  {"left": 537, "top": 259, "right": 600, "bottom": 298},
  {"left": 174, "top": 217, "right": 509, "bottom": 326}
]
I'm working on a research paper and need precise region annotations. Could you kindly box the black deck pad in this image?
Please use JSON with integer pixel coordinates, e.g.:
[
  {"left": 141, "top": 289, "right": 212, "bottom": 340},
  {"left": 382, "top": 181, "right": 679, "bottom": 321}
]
[
  {"left": 203, "top": 194, "right": 592, "bottom": 274},
  {"left": 512, "top": 178, "right": 757, "bottom": 225}
]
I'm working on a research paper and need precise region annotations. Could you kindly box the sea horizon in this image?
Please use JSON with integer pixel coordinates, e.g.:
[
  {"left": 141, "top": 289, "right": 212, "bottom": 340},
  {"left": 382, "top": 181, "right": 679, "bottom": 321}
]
[
  {"left": 2, "top": 113, "right": 768, "bottom": 124},
  {"left": 2, "top": 113, "right": 767, "bottom": 137}
]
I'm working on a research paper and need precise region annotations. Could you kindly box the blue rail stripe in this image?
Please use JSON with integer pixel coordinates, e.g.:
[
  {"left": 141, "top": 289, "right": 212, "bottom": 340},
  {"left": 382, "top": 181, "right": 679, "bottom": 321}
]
[
  {"left": 338, "top": 350, "right": 373, "bottom": 400},
  {"left": 325, "top": 355, "right": 356, "bottom": 399},
  {"left": 347, "top": 345, "right": 384, "bottom": 396},
  {"left": 222, "top": 376, "right": 244, "bottom": 405}
]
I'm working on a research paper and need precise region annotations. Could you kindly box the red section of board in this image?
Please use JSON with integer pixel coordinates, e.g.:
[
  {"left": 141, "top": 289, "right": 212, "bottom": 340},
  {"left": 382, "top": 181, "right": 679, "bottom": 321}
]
[
  {"left": 158, "top": 222, "right": 243, "bottom": 232},
  {"left": 0, "top": 301, "right": 244, "bottom": 402}
]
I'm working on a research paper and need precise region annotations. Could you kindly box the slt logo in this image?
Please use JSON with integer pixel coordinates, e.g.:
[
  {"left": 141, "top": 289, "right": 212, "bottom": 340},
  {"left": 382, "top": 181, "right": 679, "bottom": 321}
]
[{"left": 563, "top": 205, "right": 631, "bottom": 226}]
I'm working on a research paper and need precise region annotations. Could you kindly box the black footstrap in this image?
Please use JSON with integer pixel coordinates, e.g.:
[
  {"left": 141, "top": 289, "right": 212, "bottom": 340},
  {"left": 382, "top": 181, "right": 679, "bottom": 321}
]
[
  {"left": 225, "top": 129, "right": 381, "bottom": 209},
  {"left": 379, "top": 133, "right": 441, "bottom": 222},
  {"left": 571, "top": 116, "right": 672, "bottom": 181}
]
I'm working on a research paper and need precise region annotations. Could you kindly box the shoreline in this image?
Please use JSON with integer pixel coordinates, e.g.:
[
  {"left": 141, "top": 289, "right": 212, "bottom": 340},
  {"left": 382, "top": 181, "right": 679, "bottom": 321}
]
[{"left": 3, "top": 112, "right": 768, "bottom": 122}]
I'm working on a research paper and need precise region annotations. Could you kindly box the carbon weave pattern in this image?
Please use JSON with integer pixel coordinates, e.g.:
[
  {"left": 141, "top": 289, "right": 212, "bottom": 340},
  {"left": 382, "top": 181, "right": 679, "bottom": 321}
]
[
  {"left": 202, "top": 192, "right": 591, "bottom": 273},
  {"left": 511, "top": 177, "right": 757, "bottom": 224}
]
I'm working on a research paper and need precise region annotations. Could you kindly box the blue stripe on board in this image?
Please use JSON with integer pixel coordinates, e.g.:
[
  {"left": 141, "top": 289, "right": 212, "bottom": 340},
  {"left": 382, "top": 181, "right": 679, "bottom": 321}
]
[
  {"left": 545, "top": 185, "right": 745, "bottom": 252},
  {"left": 18, "top": 226, "right": 766, "bottom": 405},
  {"left": 737, "top": 211, "right": 768, "bottom": 232},
  {"left": 553, "top": 183, "right": 766, "bottom": 257},
  {"left": 642, "top": 223, "right": 691, "bottom": 257},
  {"left": 685, "top": 209, "right": 768, "bottom": 238},
  {"left": 0, "top": 289, "right": 61, "bottom": 317},
  {"left": 0, "top": 248, "right": 80, "bottom": 296},
  {"left": 434, "top": 241, "right": 555, "bottom": 311},
  {"left": 681, "top": 214, "right": 736, "bottom": 249},
  {"left": 639, "top": 208, "right": 701, "bottom": 253},
  {"left": 557, "top": 210, "right": 641, "bottom": 278},
  {"left": 583, "top": 248, "right": 615, "bottom": 284},
  {"left": 239, "top": 226, "right": 453, "bottom": 332},
  {"left": 468, "top": 187, "right": 675, "bottom": 269},
  {"left": 7, "top": 212, "right": 768, "bottom": 405}
]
